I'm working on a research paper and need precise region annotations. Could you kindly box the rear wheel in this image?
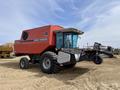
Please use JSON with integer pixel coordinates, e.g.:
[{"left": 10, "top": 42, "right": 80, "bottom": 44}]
[
  {"left": 19, "top": 57, "right": 29, "bottom": 69},
  {"left": 40, "top": 51, "right": 60, "bottom": 74}
]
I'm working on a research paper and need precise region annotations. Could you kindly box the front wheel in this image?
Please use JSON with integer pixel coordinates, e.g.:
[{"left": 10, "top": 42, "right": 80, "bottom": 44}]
[{"left": 40, "top": 51, "right": 60, "bottom": 74}]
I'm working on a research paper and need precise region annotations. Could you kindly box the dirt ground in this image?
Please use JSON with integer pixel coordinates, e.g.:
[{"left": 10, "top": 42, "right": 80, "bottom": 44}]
[{"left": 0, "top": 56, "right": 120, "bottom": 90}]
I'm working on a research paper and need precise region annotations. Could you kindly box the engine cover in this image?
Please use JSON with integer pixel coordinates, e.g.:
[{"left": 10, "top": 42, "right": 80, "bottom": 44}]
[{"left": 57, "top": 51, "right": 78, "bottom": 64}]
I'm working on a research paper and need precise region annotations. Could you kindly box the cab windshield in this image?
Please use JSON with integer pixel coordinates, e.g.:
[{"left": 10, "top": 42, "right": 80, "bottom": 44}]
[{"left": 56, "top": 32, "right": 78, "bottom": 48}]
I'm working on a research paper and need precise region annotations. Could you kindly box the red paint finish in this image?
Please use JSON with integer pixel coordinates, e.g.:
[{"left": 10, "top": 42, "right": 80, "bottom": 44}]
[{"left": 14, "top": 25, "right": 63, "bottom": 55}]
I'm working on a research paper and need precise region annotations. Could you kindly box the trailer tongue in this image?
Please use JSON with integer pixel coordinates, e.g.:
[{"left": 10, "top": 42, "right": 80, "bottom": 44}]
[{"left": 14, "top": 25, "right": 103, "bottom": 74}]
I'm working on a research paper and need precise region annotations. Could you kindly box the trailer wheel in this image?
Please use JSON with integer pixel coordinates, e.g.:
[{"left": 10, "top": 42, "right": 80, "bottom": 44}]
[
  {"left": 40, "top": 51, "right": 60, "bottom": 74},
  {"left": 19, "top": 57, "right": 29, "bottom": 69},
  {"left": 92, "top": 55, "right": 103, "bottom": 64},
  {"left": 1, "top": 56, "right": 4, "bottom": 58}
]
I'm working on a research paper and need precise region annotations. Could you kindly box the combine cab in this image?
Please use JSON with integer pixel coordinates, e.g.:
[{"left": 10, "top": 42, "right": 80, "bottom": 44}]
[{"left": 14, "top": 25, "right": 102, "bottom": 74}]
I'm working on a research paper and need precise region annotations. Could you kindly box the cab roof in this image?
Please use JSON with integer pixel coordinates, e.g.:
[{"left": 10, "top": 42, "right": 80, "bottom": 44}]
[{"left": 54, "top": 28, "right": 84, "bottom": 35}]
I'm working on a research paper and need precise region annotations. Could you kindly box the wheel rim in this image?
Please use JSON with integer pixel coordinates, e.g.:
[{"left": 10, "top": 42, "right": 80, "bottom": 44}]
[
  {"left": 43, "top": 58, "right": 51, "bottom": 69},
  {"left": 21, "top": 61, "right": 25, "bottom": 68}
]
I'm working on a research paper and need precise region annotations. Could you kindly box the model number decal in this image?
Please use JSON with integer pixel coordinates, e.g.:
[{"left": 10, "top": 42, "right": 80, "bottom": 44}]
[{"left": 34, "top": 38, "right": 48, "bottom": 42}]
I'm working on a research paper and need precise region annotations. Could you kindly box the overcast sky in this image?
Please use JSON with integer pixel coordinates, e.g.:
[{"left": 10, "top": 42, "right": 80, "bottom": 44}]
[{"left": 0, "top": 0, "right": 120, "bottom": 48}]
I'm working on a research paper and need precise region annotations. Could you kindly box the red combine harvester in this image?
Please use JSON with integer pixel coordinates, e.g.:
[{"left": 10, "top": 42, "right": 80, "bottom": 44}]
[{"left": 14, "top": 25, "right": 102, "bottom": 74}]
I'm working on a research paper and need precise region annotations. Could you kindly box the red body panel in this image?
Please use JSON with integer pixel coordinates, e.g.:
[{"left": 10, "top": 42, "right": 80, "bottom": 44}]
[{"left": 14, "top": 25, "right": 63, "bottom": 55}]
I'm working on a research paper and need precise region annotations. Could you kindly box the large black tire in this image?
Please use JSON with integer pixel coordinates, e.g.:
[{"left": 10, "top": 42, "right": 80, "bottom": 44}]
[
  {"left": 19, "top": 57, "right": 29, "bottom": 69},
  {"left": 40, "top": 51, "right": 60, "bottom": 74},
  {"left": 92, "top": 55, "right": 103, "bottom": 64}
]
